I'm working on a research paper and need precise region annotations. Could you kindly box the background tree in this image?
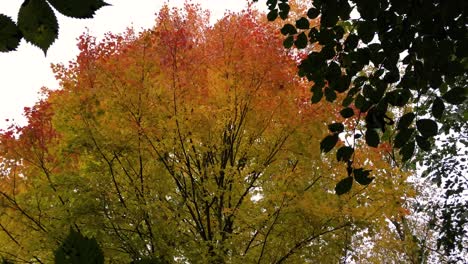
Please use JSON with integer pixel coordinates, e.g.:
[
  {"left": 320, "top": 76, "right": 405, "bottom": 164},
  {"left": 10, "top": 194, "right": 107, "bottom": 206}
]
[{"left": 0, "top": 4, "right": 413, "bottom": 263}]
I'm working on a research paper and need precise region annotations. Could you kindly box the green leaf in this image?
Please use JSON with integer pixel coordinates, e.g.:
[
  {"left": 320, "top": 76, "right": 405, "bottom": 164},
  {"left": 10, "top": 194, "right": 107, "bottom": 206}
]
[
  {"left": 340, "top": 107, "right": 354, "bottom": 118},
  {"left": 344, "top": 34, "right": 359, "bottom": 51},
  {"left": 328, "top": 122, "right": 344, "bottom": 133},
  {"left": 342, "top": 95, "right": 354, "bottom": 107},
  {"left": 283, "top": 35, "right": 294, "bottom": 48},
  {"left": 46, "top": 0, "right": 108, "bottom": 19},
  {"left": 416, "top": 119, "right": 438, "bottom": 138},
  {"left": 296, "top": 17, "right": 310, "bottom": 29},
  {"left": 324, "top": 87, "right": 337, "bottom": 102},
  {"left": 267, "top": 9, "right": 278, "bottom": 21},
  {"left": 280, "top": 24, "right": 297, "bottom": 36},
  {"left": 442, "top": 87, "right": 467, "bottom": 105},
  {"left": 353, "top": 168, "right": 374, "bottom": 185},
  {"left": 394, "top": 128, "right": 414, "bottom": 148},
  {"left": 416, "top": 135, "right": 431, "bottom": 151},
  {"left": 294, "top": 32, "right": 308, "bottom": 49},
  {"left": 307, "top": 8, "right": 320, "bottom": 19},
  {"left": 54, "top": 228, "right": 104, "bottom": 264},
  {"left": 431, "top": 97, "right": 445, "bottom": 119},
  {"left": 18, "top": 0, "right": 58, "bottom": 54},
  {"left": 0, "top": 15, "right": 22, "bottom": 52},
  {"left": 365, "top": 129, "right": 380, "bottom": 147},
  {"left": 320, "top": 133, "right": 339, "bottom": 153},
  {"left": 397, "top": 112, "right": 415, "bottom": 130},
  {"left": 336, "top": 146, "right": 354, "bottom": 162},
  {"left": 400, "top": 140, "right": 415, "bottom": 162},
  {"left": 335, "top": 176, "right": 353, "bottom": 195}
]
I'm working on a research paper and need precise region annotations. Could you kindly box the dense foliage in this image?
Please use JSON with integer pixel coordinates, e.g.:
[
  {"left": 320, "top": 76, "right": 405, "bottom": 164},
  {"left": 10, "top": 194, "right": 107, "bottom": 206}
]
[{"left": 0, "top": 5, "right": 418, "bottom": 263}]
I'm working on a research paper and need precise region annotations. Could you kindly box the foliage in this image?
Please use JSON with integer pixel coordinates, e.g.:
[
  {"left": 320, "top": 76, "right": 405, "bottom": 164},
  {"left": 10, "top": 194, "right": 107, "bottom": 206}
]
[
  {"left": 0, "top": 0, "right": 108, "bottom": 54},
  {"left": 54, "top": 229, "right": 104, "bottom": 264},
  {"left": 253, "top": 0, "right": 468, "bottom": 194},
  {"left": 0, "top": 4, "right": 414, "bottom": 263}
]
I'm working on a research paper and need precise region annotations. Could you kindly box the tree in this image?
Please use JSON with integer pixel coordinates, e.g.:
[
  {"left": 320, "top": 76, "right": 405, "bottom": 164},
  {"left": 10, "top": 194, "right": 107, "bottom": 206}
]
[
  {"left": 253, "top": 0, "right": 467, "bottom": 190},
  {"left": 0, "top": 4, "right": 413, "bottom": 263},
  {"left": 0, "top": 0, "right": 108, "bottom": 54}
]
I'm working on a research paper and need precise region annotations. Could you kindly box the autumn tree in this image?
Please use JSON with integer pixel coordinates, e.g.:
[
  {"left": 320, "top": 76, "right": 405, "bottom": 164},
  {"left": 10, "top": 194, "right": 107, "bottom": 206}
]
[{"left": 0, "top": 4, "right": 413, "bottom": 263}]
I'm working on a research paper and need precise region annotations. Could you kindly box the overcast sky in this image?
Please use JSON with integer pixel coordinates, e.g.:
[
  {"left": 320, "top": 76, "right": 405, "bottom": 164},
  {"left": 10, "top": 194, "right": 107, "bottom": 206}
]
[{"left": 0, "top": 0, "right": 260, "bottom": 129}]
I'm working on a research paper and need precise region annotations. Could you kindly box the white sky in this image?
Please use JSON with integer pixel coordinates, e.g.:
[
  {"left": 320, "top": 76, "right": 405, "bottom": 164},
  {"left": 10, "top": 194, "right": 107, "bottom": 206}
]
[{"left": 0, "top": 0, "right": 260, "bottom": 129}]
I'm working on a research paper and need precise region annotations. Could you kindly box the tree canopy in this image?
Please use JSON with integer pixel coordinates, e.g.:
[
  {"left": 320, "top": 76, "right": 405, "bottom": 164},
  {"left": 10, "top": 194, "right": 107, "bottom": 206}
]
[{"left": 0, "top": 5, "right": 419, "bottom": 263}]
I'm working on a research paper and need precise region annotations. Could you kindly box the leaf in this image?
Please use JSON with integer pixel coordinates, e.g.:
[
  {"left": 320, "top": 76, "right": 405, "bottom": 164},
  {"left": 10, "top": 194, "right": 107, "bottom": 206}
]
[
  {"left": 353, "top": 168, "right": 374, "bottom": 185},
  {"left": 267, "top": 9, "right": 278, "bottom": 21},
  {"left": 365, "top": 129, "right": 380, "bottom": 147},
  {"left": 307, "top": 8, "right": 320, "bottom": 19},
  {"left": 311, "top": 84, "right": 323, "bottom": 103},
  {"left": 357, "top": 21, "right": 375, "bottom": 43},
  {"left": 336, "top": 146, "right": 354, "bottom": 162},
  {"left": 400, "top": 140, "right": 415, "bottom": 162},
  {"left": 320, "top": 133, "right": 339, "bottom": 153},
  {"left": 296, "top": 17, "right": 310, "bottom": 29},
  {"left": 416, "top": 119, "right": 438, "bottom": 138},
  {"left": 294, "top": 32, "right": 308, "bottom": 49},
  {"left": 280, "top": 24, "right": 297, "bottom": 35},
  {"left": 278, "top": 2, "right": 290, "bottom": 19},
  {"left": 328, "top": 123, "right": 344, "bottom": 133},
  {"left": 335, "top": 176, "right": 353, "bottom": 195},
  {"left": 397, "top": 112, "right": 415, "bottom": 130},
  {"left": 416, "top": 135, "right": 431, "bottom": 151},
  {"left": 0, "top": 15, "right": 22, "bottom": 52},
  {"left": 54, "top": 228, "right": 104, "bottom": 264},
  {"left": 283, "top": 35, "right": 294, "bottom": 48},
  {"left": 442, "top": 87, "right": 467, "bottom": 105},
  {"left": 46, "top": 0, "right": 108, "bottom": 19},
  {"left": 394, "top": 128, "right": 414, "bottom": 149},
  {"left": 18, "top": 0, "right": 58, "bottom": 54},
  {"left": 340, "top": 107, "right": 354, "bottom": 118},
  {"left": 431, "top": 97, "right": 445, "bottom": 119},
  {"left": 324, "top": 87, "right": 337, "bottom": 102}
]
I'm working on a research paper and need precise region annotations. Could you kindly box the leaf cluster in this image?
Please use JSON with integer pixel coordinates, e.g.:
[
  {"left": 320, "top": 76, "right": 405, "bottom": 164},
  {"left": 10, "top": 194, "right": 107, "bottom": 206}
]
[
  {"left": 0, "top": 0, "right": 108, "bottom": 54},
  {"left": 255, "top": 0, "right": 468, "bottom": 194}
]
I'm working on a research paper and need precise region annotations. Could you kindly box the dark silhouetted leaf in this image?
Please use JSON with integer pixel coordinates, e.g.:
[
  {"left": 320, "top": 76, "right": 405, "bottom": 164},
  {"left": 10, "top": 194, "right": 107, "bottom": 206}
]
[
  {"left": 340, "top": 107, "right": 354, "bottom": 118},
  {"left": 55, "top": 228, "right": 104, "bottom": 264},
  {"left": 336, "top": 146, "right": 354, "bottom": 162},
  {"left": 335, "top": 176, "right": 353, "bottom": 195},
  {"left": 416, "top": 135, "right": 431, "bottom": 151},
  {"left": 283, "top": 35, "right": 294, "bottom": 48},
  {"left": 320, "top": 133, "right": 339, "bottom": 153},
  {"left": 278, "top": 3, "right": 290, "bottom": 19},
  {"left": 394, "top": 128, "right": 414, "bottom": 148},
  {"left": 400, "top": 140, "right": 415, "bottom": 162},
  {"left": 324, "top": 87, "right": 337, "bottom": 102},
  {"left": 328, "top": 122, "right": 344, "bottom": 133},
  {"left": 47, "top": 0, "right": 109, "bottom": 19},
  {"left": 311, "top": 84, "right": 323, "bottom": 103},
  {"left": 280, "top": 24, "right": 297, "bottom": 35},
  {"left": 307, "top": 8, "right": 320, "bottom": 19},
  {"left": 0, "top": 15, "right": 22, "bottom": 52},
  {"left": 294, "top": 32, "right": 308, "bottom": 49},
  {"left": 365, "top": 129, "right": 380, "bottom": 147},
  {"left": 18, "top": 0, "right": 58, "bottom": 54},
  {"left": 442, "top": 87, "right": 467, "bottom": 105},
  {"left": 431, "top": 97, "right": 445, "bottom": 119},
  {"left": 397, "top": 112, "right": 415, "bottom": 130},
  {"left": 296, "top": 17, "right": 309, "bottom": 29},
  {"left": 353, "top": 168, "right": 374, "bottom": 185},
  {"left": 267, "top": 9, "right": 278, "bottom": 21},
  {"left": 416, "top": 119, "right": 438, "bottom": 138}
]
